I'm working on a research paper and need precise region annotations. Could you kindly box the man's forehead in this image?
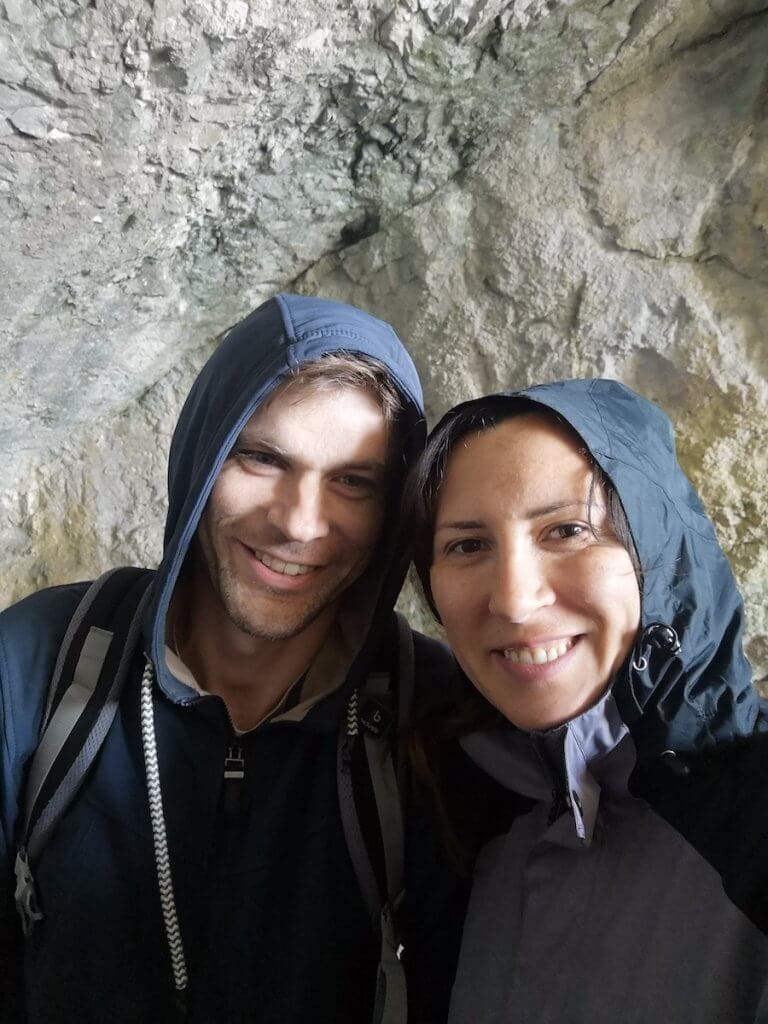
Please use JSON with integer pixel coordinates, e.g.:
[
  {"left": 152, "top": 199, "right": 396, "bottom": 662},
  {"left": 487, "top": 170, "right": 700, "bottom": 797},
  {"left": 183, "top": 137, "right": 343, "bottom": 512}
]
[
  {"left": 240, "top": 378, "right": 325, "bottom": 428},
  {"left": 241, "top": 377, "right": 386, "bottom": 427},
  {"left": 231, "top": 380, "right": 392, "bottom": 464}
]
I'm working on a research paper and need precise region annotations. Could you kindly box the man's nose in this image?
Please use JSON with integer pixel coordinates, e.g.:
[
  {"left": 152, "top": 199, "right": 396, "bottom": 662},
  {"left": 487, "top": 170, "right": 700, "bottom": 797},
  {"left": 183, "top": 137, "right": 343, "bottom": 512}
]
[
  {"left": 487, "top": 544, "right": 555, "bottom": 622},
  {"left": 267, "top": 475, "right": 330, "bottom": 543}
]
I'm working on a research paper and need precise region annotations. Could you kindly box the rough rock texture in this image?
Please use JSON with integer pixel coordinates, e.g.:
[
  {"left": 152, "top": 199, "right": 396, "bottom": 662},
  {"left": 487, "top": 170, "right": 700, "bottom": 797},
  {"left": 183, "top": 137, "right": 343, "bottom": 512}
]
[{"left": 2, "top": 0, "right": 767, "bottom": 686}]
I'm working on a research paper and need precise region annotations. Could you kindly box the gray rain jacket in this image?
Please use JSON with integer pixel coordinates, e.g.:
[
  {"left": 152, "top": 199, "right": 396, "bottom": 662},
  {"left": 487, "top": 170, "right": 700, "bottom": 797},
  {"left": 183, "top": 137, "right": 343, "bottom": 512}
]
[{"left": 447, "top": 379, "right": 768, "bottom": 1024}]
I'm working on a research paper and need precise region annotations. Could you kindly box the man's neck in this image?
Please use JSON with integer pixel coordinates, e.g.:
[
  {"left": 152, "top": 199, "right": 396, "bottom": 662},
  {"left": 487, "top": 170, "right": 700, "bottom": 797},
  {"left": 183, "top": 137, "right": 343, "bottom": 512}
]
[{"left": 169, "top": 577, "right": 337, "bottom": 732}]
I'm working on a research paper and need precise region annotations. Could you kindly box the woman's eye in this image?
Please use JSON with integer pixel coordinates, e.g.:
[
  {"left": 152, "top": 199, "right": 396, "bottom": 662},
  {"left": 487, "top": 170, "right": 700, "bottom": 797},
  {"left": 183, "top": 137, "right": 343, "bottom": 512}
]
[
  {"left": 550, "top": 523, "right": 587, "bottom": 540},
  {"left": 446, "top": 538, "right": 486, "bottom": 555}
]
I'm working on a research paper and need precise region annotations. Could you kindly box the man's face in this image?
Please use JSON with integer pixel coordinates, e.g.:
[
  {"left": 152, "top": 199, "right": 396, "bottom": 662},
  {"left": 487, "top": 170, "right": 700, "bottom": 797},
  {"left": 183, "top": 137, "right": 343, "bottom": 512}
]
[{"left": 196, "top": 381, "right": 391, "bottom": 641}]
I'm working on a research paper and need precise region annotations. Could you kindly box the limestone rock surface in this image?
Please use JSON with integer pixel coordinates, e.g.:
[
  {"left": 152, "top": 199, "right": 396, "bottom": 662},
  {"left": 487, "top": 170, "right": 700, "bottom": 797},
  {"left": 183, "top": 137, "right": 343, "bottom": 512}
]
[{"left": 1, "top": 0, "right": 766, "bottom": 687}]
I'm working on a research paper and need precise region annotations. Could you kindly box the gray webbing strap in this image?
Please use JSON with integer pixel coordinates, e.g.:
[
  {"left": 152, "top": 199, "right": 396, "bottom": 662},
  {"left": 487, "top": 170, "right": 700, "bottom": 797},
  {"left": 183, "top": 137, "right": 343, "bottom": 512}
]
[
  {"left": 373, "top": 902, "right": 408, "bottom": 1024},
  {"left": 15, "top": 579, "right": 151, "bottom": 935},
  {"left": 394, "top": 613, "right": 414, "bottom": 783},
  {"left": 337, "top": 724, "right": 380, "bottom": 928},
  {"left": 21, "top": 626, "right": 113, "bottom": 840},
  {"left": 364, "top": 714, "right": 407, "bottom": 1024},
  {"left": 364, "top": 676, "right": 404, "bottom": 908},
  {"left": 366, "top": 616, "right": 415, "bottom": 1024},
  {"left": 364, "top": 614, "right": 415, "bottom": 890},
  {"left": 26, "top": 585, "right": 152, "bottom": 862},
  {"left": 40, "top": 567, "right": 124, "bottom": 729},
  {"left": 337, "top": 615, "right": 416, "bottom": 1024}
]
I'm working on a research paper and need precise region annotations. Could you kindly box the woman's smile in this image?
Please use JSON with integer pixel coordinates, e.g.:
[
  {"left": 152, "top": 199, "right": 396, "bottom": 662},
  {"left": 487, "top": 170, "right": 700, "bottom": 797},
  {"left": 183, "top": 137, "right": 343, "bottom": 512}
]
[{"left": 498, "top": 636, "right": 575, "bottom": 664}]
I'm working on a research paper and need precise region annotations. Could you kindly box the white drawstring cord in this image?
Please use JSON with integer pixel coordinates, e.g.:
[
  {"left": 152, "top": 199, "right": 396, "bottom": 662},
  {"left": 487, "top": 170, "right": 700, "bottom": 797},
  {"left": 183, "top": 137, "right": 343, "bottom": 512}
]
[
  {"left": 346, "top": 688, "right": 359, "bottom": 737},
  {"left": 140, "top": 659, "right": 188, "bottom": 997}
]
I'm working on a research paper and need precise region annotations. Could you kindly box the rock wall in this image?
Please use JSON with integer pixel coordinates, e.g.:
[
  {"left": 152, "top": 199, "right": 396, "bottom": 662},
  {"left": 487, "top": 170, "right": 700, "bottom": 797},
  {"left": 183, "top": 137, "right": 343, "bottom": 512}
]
[{"left": 2, "top": 0, "right": 766, "bottom": 685}]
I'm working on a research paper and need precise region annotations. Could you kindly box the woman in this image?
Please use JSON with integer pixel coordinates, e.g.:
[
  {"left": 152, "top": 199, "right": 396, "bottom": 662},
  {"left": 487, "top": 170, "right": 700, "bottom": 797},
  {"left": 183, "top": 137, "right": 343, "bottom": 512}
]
[{"left": 408, "top": 378, "right": 768, "bottom": 1022}]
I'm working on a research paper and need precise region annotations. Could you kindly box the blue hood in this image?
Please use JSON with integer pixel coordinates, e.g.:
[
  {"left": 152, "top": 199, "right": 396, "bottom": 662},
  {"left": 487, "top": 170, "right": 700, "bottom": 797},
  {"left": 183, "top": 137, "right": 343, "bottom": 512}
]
[
  {"left": 146, "top": 294, "right": 425, "bottom": 702},
  {"left": 449, "top": 378, "right": 761, "bottom": 757}
]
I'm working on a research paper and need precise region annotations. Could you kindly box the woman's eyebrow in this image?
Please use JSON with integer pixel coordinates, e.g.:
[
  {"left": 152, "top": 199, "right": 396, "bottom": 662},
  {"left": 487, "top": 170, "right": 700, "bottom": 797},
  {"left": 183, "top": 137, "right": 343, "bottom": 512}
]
[
  {"left": 435, "top": 519, "right": 486, "bottom": 532},
  {"left": 527, "top": 499, "right": 587, "bottom": 518},
  {"left": 435, "top": 501, "right": 591, "bottom": 532}
]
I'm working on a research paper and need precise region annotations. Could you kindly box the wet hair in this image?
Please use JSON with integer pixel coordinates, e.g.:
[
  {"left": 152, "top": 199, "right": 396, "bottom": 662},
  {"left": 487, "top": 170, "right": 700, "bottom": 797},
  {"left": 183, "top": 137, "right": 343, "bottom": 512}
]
[
  {"left": 403, "top": 395, "right": 642, "bottom": 867},
  {"left": 281, "top": 350, "right": 405, "bottom": 423},
  {"left": 406, "top": 395, "right": 641, "bottom": 617}
]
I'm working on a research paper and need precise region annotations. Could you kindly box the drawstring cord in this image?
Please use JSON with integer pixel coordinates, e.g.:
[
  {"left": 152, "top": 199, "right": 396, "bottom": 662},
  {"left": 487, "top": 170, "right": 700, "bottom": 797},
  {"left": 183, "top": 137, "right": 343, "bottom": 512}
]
[
  {"left": 140, "top": 659, "right": 189, "bottom": 1012},
  {"left": 340, "top": 688, "right": 360, "bottom": 772}
]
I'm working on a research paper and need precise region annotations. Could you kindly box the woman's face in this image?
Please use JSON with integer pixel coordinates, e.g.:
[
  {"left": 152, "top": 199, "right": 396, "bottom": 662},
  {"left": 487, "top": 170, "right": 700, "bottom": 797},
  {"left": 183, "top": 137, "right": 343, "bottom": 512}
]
[{"left": 430, "top": 413, "right": 641, "bottom": 731}]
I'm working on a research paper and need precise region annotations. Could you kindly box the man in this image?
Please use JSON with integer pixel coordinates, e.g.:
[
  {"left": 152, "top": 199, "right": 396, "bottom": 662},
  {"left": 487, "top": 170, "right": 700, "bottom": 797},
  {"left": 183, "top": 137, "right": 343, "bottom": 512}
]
[{"left": 0, "top": 295, "right": 467, "bottom": 1023}]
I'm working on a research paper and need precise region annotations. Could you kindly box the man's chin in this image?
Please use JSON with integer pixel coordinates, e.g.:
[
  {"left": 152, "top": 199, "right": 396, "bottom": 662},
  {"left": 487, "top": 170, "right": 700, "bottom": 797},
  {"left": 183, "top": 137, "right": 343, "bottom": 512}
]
[
  {"left": 213, "top": 557, "right": 370, "bottom": 642},
  {"left": 224, "top": 591, "right": 334, "bottom": 643}
]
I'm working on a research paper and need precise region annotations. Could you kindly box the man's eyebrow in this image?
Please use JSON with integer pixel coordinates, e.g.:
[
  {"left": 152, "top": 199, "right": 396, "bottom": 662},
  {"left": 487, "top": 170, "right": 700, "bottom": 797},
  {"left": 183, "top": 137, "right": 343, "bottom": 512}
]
[
  {"left": 336, "top": 459, "right": 389, "bottom": 473},
  {"left": 233, "top": 434, "right": 289, "bottom": 458},
  {"left": 232, "top": 436, "right": 388, "bottom": 475}
]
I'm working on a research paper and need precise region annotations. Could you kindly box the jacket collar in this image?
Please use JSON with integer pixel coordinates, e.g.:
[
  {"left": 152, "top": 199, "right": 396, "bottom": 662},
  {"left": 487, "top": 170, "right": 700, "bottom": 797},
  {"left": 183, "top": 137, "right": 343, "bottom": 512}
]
[{"left": 462, "top": 688, "right": 638, "bottom": 846}]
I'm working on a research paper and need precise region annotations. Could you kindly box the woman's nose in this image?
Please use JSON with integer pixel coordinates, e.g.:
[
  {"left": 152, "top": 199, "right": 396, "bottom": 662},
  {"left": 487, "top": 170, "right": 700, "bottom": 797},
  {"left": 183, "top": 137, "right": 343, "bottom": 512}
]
[
  {"left": 268, "top": 475, "right": 330, "bottom": 543},
  {"left": 488, "top": 547, "right": 555, "bottom": 622}
]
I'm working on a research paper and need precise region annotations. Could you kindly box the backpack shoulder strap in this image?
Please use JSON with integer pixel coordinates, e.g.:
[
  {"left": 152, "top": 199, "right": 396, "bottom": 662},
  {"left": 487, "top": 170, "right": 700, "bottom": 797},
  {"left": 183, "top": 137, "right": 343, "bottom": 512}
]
[
  {"left": 14, "top": 567, "right": 154, "bottom": 935},
  {"left": 337, "top": 612, "right": 415, "bottom": 1024},
  {"left": 394, "top": 612, "right": 414, "bottom": 776}
]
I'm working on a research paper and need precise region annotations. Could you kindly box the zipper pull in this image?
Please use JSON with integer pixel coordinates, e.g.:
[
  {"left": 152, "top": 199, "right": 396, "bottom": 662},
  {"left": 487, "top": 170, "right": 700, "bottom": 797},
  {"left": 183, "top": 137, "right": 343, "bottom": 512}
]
[
  {"left": 224, "top": 743, "right": 245, "bottom": 781},
  {"left": 222, "top": 743, "right": 246, "bottom": 820},
  {"left": 547, "top": 789, "right": 566, "bottom": 826}
]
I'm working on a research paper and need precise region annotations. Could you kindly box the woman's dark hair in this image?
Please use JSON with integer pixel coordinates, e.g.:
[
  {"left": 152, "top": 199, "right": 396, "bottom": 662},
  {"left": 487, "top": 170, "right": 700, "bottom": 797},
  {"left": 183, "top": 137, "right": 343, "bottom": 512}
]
[{"left": 403, "top": 395, "right": 642, "bottom": 867}]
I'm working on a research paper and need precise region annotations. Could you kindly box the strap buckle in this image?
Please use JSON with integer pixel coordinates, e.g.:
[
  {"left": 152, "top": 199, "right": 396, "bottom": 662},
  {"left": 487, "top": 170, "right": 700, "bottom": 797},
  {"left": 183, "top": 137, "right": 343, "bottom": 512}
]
[
  {"left": 14, "top": 847, "right": 43, "bottom": 936},
  {"left": 380, "top": 891, "right": 405, "bottom": 956},
  {"left": 359, "top": 693, "right": 394, "bottom": 738}
]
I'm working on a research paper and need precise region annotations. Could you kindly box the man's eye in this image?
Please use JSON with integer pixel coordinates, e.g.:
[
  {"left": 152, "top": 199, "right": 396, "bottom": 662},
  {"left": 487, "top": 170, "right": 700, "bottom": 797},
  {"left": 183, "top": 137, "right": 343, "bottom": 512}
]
[
  {"left": 235, "top": 449, "right": 279, "bottom": 467},
  {"left": 337, "top": 474, "right": 376, "bottom": 492}
]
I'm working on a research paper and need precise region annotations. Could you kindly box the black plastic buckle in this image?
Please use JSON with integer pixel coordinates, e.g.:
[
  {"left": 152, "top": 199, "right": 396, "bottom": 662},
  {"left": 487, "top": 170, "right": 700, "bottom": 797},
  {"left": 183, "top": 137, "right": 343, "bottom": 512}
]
[{"left": 359, "top": 694, "right": 395, "bottom": 738}]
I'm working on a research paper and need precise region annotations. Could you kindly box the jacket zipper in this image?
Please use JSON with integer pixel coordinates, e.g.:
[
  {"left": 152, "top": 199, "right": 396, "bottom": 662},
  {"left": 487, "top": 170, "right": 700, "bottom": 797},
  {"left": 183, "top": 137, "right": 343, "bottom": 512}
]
[
  {"left": 547, "top": 789, "right": 567, "bottom": 826},
  {"left": 222, "top": 742, "right": 246, "bottom": 820},
  {"left": 528, "top": 735, "right": 569, "bottom": 826}
]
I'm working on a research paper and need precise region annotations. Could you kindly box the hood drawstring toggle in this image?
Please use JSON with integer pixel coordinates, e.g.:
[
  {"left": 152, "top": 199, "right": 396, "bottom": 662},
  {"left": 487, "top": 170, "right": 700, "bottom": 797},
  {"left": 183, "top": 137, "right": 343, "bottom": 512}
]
[{"left": 631, "top": 623, "right": 681, "bottom": 673}]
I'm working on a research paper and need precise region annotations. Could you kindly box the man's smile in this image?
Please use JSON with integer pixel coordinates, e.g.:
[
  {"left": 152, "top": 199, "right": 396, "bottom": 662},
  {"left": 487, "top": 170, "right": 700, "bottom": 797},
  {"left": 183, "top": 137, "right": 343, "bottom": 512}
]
[
  {"left": 256, "top": 550, "right": 319, "bottom": 577},
  {"left": 236, "top": 541, "right": 326, "bottom": 592}
]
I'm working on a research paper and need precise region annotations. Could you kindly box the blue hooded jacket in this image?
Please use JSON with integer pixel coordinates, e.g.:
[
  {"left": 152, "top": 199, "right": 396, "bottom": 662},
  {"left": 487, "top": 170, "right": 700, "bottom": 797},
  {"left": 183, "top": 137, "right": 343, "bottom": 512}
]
[{"left": 0, "top": 295, "right": 467, "bottom": 1024}]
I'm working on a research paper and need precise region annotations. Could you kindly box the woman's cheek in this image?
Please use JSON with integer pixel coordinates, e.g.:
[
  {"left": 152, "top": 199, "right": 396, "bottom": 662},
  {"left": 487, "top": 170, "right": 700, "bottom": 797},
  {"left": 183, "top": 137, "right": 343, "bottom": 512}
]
[
  {"left": 431, "top": 564, "right": 475, "bottom": 626},
  {"left": 430, "top": 565, "right": 456, "bottom": 620},
  {"left": 572, "top": 547, "right": 641, "bottom": 629}
]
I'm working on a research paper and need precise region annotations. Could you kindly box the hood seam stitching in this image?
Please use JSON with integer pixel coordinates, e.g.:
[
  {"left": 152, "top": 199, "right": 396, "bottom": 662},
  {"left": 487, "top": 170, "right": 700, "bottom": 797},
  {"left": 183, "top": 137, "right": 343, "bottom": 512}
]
[
  {"left": 590, "top": 451, "right": 716, "bottom": 544},
  {"left": 587, "top": 382, "right": 613, "bottom": 459}
]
